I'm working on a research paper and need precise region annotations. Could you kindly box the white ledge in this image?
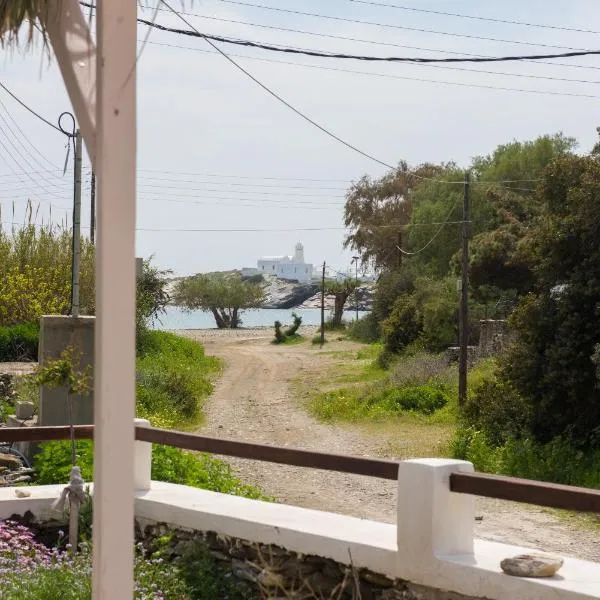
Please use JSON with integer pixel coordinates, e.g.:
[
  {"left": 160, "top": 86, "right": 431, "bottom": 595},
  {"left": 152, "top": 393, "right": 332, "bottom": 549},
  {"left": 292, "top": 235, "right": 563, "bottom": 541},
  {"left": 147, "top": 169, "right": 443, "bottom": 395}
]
[{"left": 1, "top": 482, "right": 599, "bottom": 600}]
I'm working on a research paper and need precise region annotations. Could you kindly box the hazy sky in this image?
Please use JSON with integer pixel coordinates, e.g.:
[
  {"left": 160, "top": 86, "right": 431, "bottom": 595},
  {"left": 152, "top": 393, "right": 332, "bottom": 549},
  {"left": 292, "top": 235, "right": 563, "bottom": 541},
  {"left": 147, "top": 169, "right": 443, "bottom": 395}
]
[{"left": 2, "top": 0, "right": 599, "bottom": 276}]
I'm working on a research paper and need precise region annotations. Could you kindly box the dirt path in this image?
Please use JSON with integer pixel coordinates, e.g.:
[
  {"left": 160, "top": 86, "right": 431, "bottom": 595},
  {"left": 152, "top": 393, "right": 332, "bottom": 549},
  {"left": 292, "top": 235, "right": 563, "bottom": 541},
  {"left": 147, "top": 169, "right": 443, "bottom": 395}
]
[{"left": 180, "top": 329, "right": 600, "bottom": 563}]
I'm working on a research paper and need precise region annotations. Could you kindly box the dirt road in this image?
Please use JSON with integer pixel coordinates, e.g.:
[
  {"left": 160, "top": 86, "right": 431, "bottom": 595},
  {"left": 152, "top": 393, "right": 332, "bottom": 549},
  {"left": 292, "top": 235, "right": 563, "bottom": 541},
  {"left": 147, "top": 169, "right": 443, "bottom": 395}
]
[{"left": 180, "top": 329, "right": 600, "bottom": 562}]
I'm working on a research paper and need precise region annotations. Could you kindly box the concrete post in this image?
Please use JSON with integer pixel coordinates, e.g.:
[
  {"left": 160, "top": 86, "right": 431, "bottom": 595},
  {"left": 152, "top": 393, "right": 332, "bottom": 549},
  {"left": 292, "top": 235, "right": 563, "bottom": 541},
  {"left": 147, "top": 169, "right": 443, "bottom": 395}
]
[
  {"left": 134, "top": 419, "right": 152, "bottom": 491},
  {"left": 397, "top": 459, "right": 475, "bottom": 563},
  {"left": 38, "top": 315, "right": 95, "bottom": 426}
]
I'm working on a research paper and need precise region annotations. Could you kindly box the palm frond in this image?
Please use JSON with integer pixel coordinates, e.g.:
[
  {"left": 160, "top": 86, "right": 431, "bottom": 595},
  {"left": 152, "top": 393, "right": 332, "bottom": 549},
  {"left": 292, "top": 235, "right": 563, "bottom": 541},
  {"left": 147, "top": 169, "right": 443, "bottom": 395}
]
[{"left": 0, "top": 0, "right": 51, "bottom": 48}]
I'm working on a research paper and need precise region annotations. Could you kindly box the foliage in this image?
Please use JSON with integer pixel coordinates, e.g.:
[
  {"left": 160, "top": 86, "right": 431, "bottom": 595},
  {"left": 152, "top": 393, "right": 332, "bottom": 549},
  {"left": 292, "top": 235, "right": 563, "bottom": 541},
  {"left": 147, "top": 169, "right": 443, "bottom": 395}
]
[
  {"left": 0, "top": 321, "right": 38, "bottom": 361},
  {"left": 500, "top": 156, "right": 600, "bottom": 445},
  {"left": 32, "top": 440, "right": 265, "bottom": 500},
  {"left": 136, "top": 258, "right": 171, "bottom": 345},
  {"left": 177, "top": 540, "right": 254, "bottom": 600},
  {"left": 284, "top": 312, "right": 302, "bottom": 336},
  {"left": 463, "top": 379, "right": 531, "bottom": 447},
  {"left": 312, "top": 334, "right": 327, "bottom": 345},
  {"left": 33, "top": 348, "right": 91, "bottom": 396},
  {"left": 272, "top": 320, "right": 286, "bottom": 344},
  {"left": 273, "top": 313, "right": 304, "bottom": 344},
  {"left": 322, "top": 279, "right": 359, "bottom": 328},
  {"left": 346, "top": 312, "right": 380, "bottom": 343},
  {"left": 374, "top": 385, "right": 449, "bottom": 415},
  {"left": 0, "top": 224, "right": 94, "bottom": 325},
  {"left": 136, "top": 331, "right": 221, "bottom": 427},
  {"left": 381, "top": 294, "right": 421, "bottom": 354},
  {"left": 343, "top": 162, "right": 448, "bottom": 271},
  {"left": 0, "top": 521, "right": 190, "bottom": 599},
  {"left": 174, "top": 272, "right": 264, "bottom": 329},
  {"left": 452, "top": 428, "right": 600, "bottom": 489},
  {"left": 151, "top": 445, "right": 266, "bottom": 499}
]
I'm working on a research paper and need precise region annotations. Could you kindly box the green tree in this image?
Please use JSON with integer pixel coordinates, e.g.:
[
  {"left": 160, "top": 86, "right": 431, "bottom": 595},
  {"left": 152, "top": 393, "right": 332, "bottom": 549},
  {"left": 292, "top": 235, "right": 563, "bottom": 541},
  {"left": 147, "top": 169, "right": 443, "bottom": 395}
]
[
  {"left": 323, "top": 278, "right": 359, "bottom": 328},
  {"left": 344, "top": 162, "right": 447, "bottom": 272},
  {"left": 175, "top": 272, "right": 264, "bottom": 329},
  {"left": 500, "top": 155, "right": 600, "bottom": 446}
]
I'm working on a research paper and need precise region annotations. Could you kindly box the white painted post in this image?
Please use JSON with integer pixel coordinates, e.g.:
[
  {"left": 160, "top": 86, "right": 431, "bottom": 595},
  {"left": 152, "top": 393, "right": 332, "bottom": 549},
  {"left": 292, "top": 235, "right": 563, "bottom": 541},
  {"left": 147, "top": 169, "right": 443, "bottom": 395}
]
[
  {"left": 92, "top": 0, "right": 137, "bottom": 598},
  {"left": 134, "top": 419, "right": 152, "bottom": 491},
  {"left": 397, "top": 459, "right": 475, "bottom": 565},
  {"left": 44, "top": 0, "right": 97, "bottom": 164}
]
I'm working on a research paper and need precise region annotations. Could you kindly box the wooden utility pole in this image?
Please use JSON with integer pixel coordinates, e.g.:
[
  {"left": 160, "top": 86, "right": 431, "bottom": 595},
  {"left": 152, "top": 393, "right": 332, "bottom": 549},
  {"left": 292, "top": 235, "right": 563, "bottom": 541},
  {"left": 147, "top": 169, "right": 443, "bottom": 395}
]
[
  {"left": 397, "top": 231, "right": 402, "bottom": 269},
  {"left": 71, "top": 129, "right": 82, "bottom": 318},
  {"left": 458, "top": 170, "right": 470, "bottom": 406},
  {"left": 320, "top": 262, "right": 326, "bottom": 345},
  {"left": 90, "top": 170, "right": 96, "bottom": 244}
]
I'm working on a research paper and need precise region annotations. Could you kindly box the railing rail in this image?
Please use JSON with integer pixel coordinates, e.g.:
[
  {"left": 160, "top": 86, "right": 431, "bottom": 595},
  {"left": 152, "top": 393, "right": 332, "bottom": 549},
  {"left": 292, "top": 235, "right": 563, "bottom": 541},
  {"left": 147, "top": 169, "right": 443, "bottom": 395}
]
[
  {"left": 450, "top": 471, "right": 600, "bottom": 513},
  {"left": 2, "top": 425, "right": 600, "bottom": 513}
]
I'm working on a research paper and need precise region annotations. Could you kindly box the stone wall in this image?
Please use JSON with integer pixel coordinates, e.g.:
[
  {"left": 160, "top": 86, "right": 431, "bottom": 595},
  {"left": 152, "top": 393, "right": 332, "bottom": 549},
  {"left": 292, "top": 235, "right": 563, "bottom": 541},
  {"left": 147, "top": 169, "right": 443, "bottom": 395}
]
[{"left": 138, "top": 522, "right": 482, "bottom": 600}]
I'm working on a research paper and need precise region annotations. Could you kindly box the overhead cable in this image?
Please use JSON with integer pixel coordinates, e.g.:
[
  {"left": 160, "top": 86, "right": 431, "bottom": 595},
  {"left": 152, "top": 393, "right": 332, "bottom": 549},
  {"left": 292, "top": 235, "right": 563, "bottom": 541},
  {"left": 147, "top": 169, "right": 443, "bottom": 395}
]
[
  {"left": 82, "top": 2, "right": 600, "bottom": 65},
  {"left": 347, "top": 0, "right": 600, "bottom": 35}
]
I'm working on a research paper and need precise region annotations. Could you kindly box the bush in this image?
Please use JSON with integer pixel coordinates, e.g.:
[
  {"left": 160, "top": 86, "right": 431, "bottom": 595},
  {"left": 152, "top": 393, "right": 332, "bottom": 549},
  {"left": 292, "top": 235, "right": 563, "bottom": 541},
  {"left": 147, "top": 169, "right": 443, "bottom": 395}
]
[
  {"left": 136, "top": 331, "right": 221, "bottom": 427},
  {"left": 374, "top": 384, "right": 449, "bottom": 415},
  {"left": 0, "top": 322, "right": 39, "bottom": 361},
  {"left": 452, "top": 427, "right": 600, "bottom": 488},
  {"left": 463, "top": 379, "right": 531, "bottom": 446},
  {"left": 284, "top": 312, "right": 302, "bottom": 336},
  {"left": 272, "top": 320, "right": 286, "bottom": 344},
  {"left": 346, "top": 312, "right": 380, "bottom": 343},
  {"left": 381, "top": 294, "right": 421, "bottom": 355},
  {"left": 32, "top": 440, "right": 266, "bottom": 500}
]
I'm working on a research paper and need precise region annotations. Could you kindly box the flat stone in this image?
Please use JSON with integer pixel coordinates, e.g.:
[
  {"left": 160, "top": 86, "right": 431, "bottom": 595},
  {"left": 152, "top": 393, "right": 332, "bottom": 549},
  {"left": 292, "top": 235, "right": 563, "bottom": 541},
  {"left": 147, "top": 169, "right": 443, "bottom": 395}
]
[
  {"left": 500, "top": 553, "right": 563, "bottom": 578},
  {"left": 0, "top": 454, "right": 22, "bottom": 470}
]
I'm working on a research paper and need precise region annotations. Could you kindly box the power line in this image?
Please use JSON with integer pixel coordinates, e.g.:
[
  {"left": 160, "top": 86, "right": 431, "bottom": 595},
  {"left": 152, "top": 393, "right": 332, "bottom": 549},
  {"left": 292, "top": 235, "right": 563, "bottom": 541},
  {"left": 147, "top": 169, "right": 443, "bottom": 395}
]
[
  {"left": 150, "top": 0, "right": 590, "bottom": 52},
  {"left": 85, "top": 3, "right": 600, "bottom": 65},
  {"left": 138, "top": 7, "right": 600, "bottom": 76},
  {"left": 0, "top": 81, "right": 65, "bottom": 135},
  {"left": 347, "top": 0, "right": 600, "bottom": 35},
  {"left": 136, "top": 30, "right": 600, "bottom": 85}
]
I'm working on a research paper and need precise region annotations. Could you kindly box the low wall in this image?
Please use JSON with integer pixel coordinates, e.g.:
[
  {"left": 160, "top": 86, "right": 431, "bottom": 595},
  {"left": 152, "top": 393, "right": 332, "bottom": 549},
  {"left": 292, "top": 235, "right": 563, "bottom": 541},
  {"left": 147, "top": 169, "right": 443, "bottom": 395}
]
[
  {"left": 140, "top": 522, "right": 480, "bottom": 599},
  {"left": 1, "top": 429, "right": 599, "bottom": 600}
]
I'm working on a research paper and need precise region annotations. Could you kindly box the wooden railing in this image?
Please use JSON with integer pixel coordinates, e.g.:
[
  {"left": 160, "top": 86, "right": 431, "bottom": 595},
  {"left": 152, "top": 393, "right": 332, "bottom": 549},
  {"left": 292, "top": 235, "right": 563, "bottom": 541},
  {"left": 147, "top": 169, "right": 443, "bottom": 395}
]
[{"left": 2, "top": 425, "right": 600, "bottom": 513}]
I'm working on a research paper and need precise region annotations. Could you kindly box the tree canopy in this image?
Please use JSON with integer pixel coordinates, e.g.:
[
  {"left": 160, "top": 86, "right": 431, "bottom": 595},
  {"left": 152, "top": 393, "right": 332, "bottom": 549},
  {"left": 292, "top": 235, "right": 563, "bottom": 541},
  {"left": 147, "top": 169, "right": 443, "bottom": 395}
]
[{"left": 174, "top": 272, "right": 264, "bottom": 329}]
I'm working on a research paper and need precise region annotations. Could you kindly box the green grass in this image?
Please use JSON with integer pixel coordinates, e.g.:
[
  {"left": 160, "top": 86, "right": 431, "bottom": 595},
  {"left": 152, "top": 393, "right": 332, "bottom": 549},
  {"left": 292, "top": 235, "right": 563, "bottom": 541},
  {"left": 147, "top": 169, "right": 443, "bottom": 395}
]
[
  {"left": 136, "top": 330, "right": 222, "bottom": 429},
  {"left": 272, "top": 334, "right": 305, "bottom": 345},
  {"left": 308, "top": 349, "right": 495, "bottom": 427}
]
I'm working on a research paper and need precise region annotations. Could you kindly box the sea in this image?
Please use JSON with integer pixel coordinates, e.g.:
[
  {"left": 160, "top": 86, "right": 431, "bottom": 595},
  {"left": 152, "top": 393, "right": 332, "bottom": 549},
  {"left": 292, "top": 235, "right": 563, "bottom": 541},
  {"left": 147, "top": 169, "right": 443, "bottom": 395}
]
[{"left": 155, "top": 306, "right": 370, "bottom": 330}]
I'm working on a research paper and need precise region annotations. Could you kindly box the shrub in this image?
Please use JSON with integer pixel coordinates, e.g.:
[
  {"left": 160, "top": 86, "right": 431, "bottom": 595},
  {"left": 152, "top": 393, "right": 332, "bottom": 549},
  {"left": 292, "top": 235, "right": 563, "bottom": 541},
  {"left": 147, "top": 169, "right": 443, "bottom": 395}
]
[
  {"left": 284, "top": 312, "right": 302, "bottom": 336},
  {"left": 0, "top": 321, "right": 39, "bottom": 361},
  {"left": 463, "top": 379, "right": 531, "bottom": 446},
  {"left": 451, "top": 427, "right": 600, "bottom": 488},
  {"left": 0, "top": 521, "right": 189, "bottom": 599},
  {"left": 32, "top": 440, "right": 265, "bottom": 500},
  {"left": 312, "top": 334, "right": 327, "bottom": 345},
  {"left": 381, "top": 294, "right": 421, "bottom": 355},
  {"left": 371, "top": 384, "right": 449, "bottom": 415},
  {"left": 136, "top": 331, "right": 220, "bottom": 427},
  {"left": 273, "top": 320, "right": 286, "bottom": 344},
  {"left": 346, "top": 312, "right": 380, "bottom": 343},
  {"left": 178, "top": 540, "right": 253, "bottom": 600}
]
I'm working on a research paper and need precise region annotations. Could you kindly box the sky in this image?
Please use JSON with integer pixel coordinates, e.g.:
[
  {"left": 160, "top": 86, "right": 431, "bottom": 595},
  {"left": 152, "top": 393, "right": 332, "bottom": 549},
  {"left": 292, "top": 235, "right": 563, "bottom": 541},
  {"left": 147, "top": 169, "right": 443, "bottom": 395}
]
[{"left": 1, "top": 0, "right": 600, "bottom": 276}]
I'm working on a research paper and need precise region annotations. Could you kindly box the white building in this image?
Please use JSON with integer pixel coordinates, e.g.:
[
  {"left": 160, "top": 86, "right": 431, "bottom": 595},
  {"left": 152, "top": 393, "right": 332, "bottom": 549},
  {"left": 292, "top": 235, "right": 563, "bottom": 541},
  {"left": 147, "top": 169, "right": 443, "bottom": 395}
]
[{"left": 256, "top": 242, "right": 313, "bottom": 283}]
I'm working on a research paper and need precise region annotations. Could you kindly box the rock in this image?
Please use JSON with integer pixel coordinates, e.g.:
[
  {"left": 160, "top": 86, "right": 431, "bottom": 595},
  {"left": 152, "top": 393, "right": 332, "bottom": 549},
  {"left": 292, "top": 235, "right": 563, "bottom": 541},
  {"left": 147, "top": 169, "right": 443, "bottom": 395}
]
[
  {"left": 500, "top": 553, "right": 563, "bottom": 578},
  {"left": 258, "top": 568, "right": 285, "bottom": 588},
  {"left": 0, "top": 454, "right": 22, "bottom": 470},
  {"left": 14, "top": 488, "right": 31, "bottom": 498}
]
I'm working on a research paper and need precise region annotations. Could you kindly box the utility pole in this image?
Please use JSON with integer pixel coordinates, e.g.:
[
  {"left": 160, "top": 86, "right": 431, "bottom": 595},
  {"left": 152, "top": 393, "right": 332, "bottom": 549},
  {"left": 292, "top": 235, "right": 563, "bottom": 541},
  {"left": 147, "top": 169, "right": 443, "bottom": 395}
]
[
  {"left": 397, "top": 231, "right": 402, "bottom": 269},
  {"left": 90, "top": 171, "right": 96, "bottom": 245},
  {"left": 352, "top": 255, "right": 360, "bottom": 321},
  {"left": 320, "top": 262, "right": 326, "bottom": 345},
  {"left": 458, "top": 170, "right": 470, "bottom": 406},
  {"left": 71, "top": 129, "right": 82, "bottom": 318}
]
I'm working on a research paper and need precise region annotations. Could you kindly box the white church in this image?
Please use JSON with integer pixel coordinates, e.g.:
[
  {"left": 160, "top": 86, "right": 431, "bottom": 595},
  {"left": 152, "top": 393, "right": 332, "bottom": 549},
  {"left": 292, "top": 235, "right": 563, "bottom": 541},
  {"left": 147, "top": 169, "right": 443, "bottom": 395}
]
[{"left": 242, "top": 243, "right": 314, "bottom": 283}]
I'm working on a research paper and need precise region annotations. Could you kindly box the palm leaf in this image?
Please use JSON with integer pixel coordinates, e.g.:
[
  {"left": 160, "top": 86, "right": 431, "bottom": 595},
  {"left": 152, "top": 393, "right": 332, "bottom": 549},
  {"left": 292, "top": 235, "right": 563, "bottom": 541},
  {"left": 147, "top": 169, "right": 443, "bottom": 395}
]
[{"left": 0, "top": 0, "right": 52, "bottom": 48}]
